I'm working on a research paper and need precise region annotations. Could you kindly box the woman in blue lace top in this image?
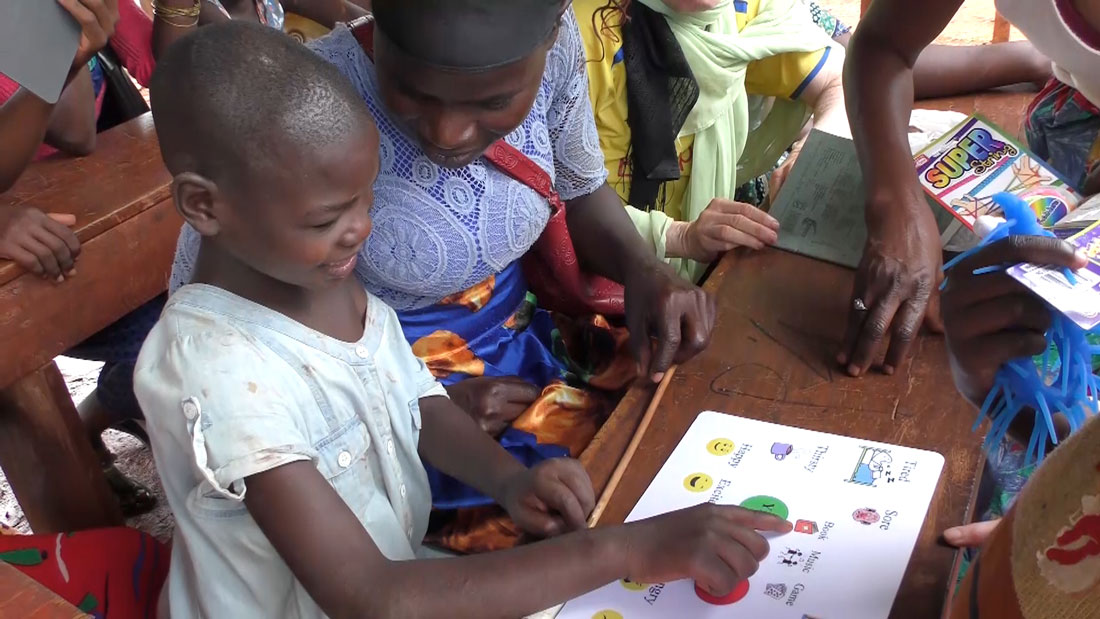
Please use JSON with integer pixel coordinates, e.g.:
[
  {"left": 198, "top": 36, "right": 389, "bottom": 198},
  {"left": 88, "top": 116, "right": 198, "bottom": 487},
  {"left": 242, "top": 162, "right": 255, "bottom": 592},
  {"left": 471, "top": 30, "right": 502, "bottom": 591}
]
[{"left": 169, "top": 0, "right": 716, "bottom": 553}]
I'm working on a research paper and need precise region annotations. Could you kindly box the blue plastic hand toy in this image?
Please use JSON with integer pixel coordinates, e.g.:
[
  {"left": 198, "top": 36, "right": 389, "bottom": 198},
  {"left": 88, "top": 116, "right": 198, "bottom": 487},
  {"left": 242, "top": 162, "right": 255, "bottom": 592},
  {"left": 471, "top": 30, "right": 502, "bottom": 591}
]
[{"left": 941, "top": 192, "right": 1099, "bottom": 464}]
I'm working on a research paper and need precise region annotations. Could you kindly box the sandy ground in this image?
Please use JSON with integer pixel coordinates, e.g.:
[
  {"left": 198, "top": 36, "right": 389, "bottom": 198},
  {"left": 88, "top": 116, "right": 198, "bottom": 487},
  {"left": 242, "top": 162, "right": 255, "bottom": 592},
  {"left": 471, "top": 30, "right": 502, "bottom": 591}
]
[{"left": 0, "top": 0, "right": 1013, "bottom": 542}]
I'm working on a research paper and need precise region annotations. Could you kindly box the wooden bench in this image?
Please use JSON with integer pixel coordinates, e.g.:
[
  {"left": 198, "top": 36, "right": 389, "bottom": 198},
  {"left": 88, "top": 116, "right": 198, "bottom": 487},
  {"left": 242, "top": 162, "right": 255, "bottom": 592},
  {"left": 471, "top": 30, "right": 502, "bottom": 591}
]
[
  {"left": 0, "top": 113, "right": 180, "bottom": 533},
  {"left": 0, "top": 562, "right": 84, "bottom": 619}
]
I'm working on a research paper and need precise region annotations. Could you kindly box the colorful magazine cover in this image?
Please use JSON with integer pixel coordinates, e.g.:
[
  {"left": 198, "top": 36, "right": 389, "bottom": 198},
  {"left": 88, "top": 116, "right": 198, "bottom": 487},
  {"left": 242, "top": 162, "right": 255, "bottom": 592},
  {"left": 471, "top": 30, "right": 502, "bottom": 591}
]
[{"left": 914, "top": 114, "right": 1081, "bottom": 230}]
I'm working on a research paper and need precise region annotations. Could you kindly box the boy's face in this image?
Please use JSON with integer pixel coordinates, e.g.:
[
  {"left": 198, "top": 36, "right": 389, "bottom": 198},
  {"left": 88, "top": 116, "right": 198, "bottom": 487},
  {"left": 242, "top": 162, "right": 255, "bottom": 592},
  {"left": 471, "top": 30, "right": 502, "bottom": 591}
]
[{"left": 217, "top": 120, "right": 381, "bottom": 290}]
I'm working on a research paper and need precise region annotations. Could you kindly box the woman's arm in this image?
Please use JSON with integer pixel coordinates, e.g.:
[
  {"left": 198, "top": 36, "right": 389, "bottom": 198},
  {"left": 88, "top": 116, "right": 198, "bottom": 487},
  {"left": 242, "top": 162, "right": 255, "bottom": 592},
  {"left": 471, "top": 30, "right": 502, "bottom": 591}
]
[
  {"left": 567, "top": 184, "right": 715, "bottom": 380},
  {"left": 43, "top": 67, "right": 98, "bottom": 156},
  {"left": 152, "top": 0, "right": 228, "bottom": 61},
  {"left": 838, "top": 0, "right": 963, "bottom": 378},
  {"left": 280, "top": 0, "right": 366, "bottom": 28}
]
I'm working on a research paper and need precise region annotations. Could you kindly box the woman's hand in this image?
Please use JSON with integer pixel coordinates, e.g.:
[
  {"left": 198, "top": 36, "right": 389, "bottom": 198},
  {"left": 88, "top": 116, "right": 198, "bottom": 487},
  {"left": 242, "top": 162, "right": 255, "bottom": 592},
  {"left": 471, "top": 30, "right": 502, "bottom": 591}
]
[
  {"left": 839, "top": 194, "right": 943, "bottom": 376},
  {"left": 59, "top": 0, "right": 119, "bottom": 71},
  {"left": 666, "top": 199, "right": 779, "bottom": 262},
  {"left": 624, "top": 262, "right": 716, "bottom": 382},
  {"left": 0, "top": 206, "right": 80, "bottom": 281},
  {"left": 444, "top": 376, "right": 541, "bottom": 436},
  {"left": 942, "top": 235, "right": 1086, "bottom": 408},
  {"left": 498, "top": 458, "right": 594, "bottom": 538}
]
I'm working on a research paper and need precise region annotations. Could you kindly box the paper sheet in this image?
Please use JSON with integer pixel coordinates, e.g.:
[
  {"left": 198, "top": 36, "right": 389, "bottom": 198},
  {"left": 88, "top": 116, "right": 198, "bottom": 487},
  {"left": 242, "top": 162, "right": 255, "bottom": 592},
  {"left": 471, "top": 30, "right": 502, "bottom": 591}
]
[
  {"left": 557, "top": 412, "right": 944, "bottom": 619},
  {"left": 769, "top": 130, "right": 867, "bottom": 269}
]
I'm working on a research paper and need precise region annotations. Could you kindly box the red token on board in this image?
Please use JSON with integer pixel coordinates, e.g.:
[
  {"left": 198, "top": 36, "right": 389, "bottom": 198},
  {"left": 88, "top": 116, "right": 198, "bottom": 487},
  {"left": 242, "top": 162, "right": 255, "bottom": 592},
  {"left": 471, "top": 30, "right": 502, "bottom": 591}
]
[{"left": 695, "top": 579, "right": 750, "bottom": 605}]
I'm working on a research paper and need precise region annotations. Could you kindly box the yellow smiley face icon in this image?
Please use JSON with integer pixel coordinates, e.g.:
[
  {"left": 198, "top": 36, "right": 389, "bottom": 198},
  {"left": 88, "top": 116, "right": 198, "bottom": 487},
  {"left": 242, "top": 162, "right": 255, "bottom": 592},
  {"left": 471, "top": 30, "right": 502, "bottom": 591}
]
[
  {"left": 706, "top": 437, "right": 735, "bottom": 456},
  {"left": 621, "top": 578, "right": 647, "bottom": 591},
  {"left": 592, "top": 611, "right": 623, "bottom": 619},
  {"left": 683, "top": 472, "right": 713, "bottom": 493}
]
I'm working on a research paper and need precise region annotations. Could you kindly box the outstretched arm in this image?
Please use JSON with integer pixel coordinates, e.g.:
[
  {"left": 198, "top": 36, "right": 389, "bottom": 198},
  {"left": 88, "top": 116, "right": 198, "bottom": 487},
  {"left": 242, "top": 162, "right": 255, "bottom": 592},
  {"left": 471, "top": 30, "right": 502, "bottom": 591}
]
[
  {"left": 567, "top": 185, "right": 716, "bottom": 381},
  {"left": 838, "top": 0, "right": 962, "bottom": 377}
]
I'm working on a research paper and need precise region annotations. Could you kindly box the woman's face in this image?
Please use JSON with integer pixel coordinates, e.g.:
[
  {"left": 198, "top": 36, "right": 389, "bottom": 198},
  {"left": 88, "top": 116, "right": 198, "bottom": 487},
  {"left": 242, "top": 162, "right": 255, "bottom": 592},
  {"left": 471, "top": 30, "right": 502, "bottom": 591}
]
[
  {"left": 373, "top": 28, "right": 552, "bottom": 169},
  {"left": 660, "top": 0, "right": 726, "bottom": 13}
]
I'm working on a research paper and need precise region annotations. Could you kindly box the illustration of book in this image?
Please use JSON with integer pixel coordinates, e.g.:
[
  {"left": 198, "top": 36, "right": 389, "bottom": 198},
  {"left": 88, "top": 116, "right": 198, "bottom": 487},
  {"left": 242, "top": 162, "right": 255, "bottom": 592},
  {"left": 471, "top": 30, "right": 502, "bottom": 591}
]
[{"left": 913, "top": 114, "right": 1081, "bottom": 231}]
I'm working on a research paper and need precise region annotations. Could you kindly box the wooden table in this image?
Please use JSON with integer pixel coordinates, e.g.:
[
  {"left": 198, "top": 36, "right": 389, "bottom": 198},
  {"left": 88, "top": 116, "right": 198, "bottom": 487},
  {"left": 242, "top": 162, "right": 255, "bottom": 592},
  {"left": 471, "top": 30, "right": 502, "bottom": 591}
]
[
  {"left": 0, "top": 562, "right": 83, "bottom": 619},
  {"left": 0, "top": 113, "right": 179, "bottom": 533},
  {"left": 581, "top": 90, "right": 1037, "bottom": 498},
  {"left": 593, "top": 248, "right": 984, "bottom": 618}
]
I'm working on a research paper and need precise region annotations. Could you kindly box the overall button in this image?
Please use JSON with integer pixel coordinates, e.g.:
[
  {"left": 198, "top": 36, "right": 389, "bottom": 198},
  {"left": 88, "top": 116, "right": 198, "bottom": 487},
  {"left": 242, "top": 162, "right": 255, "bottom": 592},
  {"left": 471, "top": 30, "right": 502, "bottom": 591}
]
[
  {"left": 400, "top": 484, "right": 407, "bottom": 497},
  {"left": 337, "top": 450, "right": 353, "bottom": 468},
  {"left": 182, "top": 399, "right": 200, "bottom": 420},
  {"left": 387, "top": 438, "right": 395, "bottom": 455},
  {"left": 354, "top": 345, "right": 369, "bottom": 359}
]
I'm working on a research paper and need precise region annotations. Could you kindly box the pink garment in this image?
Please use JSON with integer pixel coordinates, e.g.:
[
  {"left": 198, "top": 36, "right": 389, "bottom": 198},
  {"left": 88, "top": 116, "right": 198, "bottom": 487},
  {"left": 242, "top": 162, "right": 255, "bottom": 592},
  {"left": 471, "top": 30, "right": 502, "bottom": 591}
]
[
  {"left": 0, "top": 0, "right": 154, "bottom": 160},
  {"left": 112, "top": 0, "right": 156, "bottom": 88}
]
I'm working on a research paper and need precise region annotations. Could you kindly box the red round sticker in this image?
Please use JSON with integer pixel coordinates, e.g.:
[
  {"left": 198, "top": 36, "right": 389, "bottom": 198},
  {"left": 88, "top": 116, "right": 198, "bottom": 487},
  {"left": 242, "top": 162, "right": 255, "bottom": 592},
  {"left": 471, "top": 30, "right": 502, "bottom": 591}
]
[{"left": 695, "top": 579, "right": 750, "bottom": 605}]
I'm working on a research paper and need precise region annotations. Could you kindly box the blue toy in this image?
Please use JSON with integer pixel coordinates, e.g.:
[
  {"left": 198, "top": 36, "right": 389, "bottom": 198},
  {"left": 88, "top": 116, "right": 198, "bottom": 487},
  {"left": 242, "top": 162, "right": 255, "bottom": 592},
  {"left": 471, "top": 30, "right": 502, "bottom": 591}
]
[{"left": 941, "top": 192, "right": 1100, "bottom": 465}]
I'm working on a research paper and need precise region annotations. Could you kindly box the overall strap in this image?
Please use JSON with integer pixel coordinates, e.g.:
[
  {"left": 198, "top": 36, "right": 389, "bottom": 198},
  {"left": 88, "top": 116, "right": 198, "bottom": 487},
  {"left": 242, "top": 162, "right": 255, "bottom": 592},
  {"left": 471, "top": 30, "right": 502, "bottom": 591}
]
[
  {"left": 483, "top": 141, "right": 565, "bottom": 215},
  {"left": 349, "top": 15, "right": 376, "bottom": 60}
]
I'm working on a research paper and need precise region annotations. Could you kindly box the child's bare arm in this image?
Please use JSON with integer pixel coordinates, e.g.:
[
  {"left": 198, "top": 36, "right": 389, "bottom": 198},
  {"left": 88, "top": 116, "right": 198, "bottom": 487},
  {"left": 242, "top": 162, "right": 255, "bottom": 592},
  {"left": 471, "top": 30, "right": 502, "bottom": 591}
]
[{"left": 244, "top": 461, "right": 792, "bottom": 619}]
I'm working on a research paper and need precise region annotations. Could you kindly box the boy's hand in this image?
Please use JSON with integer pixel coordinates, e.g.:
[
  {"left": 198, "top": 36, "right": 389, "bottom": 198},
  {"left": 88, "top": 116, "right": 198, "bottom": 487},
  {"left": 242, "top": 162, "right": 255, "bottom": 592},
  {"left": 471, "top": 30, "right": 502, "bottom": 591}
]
[
  {"left": 669, "top": 199, "right": 779, "bottom": 262},
  {"left": 621, "top": 503, "right": 792, "bottom": 597},
  {"left": 943, "top": 236, "right": 1087, "bottom": 408},
  {"left": 59, "top": 0, "right": 119, "bottom": 71},
  {"left": 498, "top": 458, "right": 594, "bottom": 538},
  {"left": 445, "top": 376, "right": 540, "bottom": 436},
  {"left": 0, "top": 206, "right": 80, "bottom": 281}
]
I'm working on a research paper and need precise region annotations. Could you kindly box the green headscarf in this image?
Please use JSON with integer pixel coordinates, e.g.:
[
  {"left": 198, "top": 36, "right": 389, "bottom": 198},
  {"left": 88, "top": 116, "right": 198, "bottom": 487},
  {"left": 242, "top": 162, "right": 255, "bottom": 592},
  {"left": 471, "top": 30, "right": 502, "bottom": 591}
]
[{"left": 625, "top": 0, "right": 830, "bottom": 282}]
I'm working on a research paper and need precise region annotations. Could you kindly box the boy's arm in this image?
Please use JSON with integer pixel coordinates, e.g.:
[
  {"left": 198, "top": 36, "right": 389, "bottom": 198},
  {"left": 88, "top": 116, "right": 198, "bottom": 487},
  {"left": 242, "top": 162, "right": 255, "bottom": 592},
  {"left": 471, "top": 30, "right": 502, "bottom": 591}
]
[
  {"left": 839, "top": 0, "right": 963, "bottom": 378},
  {"left": 417, "top": 395, "right": 592, "bottom": 533},
  {"left": 244, "top": 459, "right": 790, "bottom": 619}
]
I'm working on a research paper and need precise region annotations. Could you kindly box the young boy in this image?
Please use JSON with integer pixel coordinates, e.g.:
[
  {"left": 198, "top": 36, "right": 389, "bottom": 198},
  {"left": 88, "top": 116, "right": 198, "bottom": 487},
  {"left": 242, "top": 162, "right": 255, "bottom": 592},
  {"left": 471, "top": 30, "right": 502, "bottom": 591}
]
[{"left": 137, "top": 22, "right": 789, "bottom": 618}]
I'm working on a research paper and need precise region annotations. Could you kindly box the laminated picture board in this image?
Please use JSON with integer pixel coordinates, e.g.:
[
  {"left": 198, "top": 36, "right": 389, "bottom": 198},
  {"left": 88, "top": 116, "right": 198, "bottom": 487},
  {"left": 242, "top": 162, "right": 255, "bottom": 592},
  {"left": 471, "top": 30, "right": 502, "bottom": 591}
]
[{"left": 557, "top": 412, "right": 945, "bottom": 619}]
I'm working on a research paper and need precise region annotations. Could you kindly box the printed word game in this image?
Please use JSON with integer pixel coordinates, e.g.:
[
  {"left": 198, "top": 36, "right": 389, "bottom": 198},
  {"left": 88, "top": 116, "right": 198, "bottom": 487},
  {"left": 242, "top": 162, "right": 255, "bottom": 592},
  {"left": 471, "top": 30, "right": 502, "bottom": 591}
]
[{"left": 558, "top": 412, "right": 945, "bottom": 619}]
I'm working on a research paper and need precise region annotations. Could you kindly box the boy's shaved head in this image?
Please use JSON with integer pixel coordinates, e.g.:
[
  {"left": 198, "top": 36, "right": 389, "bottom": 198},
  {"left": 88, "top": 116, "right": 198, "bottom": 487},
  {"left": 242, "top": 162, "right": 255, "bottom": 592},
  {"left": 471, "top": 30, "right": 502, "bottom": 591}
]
[{"left": 150, "top": 21, "right": 372, "bottom": 195}]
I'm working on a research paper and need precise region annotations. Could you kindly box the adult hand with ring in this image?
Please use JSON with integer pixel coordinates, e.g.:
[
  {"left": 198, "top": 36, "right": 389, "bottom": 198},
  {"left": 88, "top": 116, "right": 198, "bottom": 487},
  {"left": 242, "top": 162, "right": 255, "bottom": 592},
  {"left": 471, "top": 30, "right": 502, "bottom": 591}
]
[{"left": 837, "top": 195, "right": 944, "bottom": 377}]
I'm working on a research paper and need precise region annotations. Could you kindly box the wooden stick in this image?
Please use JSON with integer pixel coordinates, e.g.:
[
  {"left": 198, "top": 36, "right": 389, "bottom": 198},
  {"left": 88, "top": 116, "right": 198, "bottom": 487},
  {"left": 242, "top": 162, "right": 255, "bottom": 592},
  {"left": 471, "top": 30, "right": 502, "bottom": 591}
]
[{"left": 586, "top": 366, "right": 678, "bottom": 527}]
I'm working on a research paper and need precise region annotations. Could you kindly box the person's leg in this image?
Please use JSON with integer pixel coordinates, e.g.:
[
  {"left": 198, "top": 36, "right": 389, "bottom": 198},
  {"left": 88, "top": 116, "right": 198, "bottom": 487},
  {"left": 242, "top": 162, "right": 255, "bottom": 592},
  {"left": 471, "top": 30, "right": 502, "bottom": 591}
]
[
  {"left": 911, "top": 42, "right": 1052, "bottom": 100},
  {"left": 67, "top": 294, "right": 165, "bottom": 517}
]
